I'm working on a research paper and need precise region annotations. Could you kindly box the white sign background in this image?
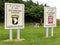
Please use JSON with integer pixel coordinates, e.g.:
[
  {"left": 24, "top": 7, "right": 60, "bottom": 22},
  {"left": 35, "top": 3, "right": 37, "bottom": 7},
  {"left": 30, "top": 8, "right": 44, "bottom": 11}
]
[
  {"left": 5, "top": 3, "right": 24, "bottom": 29},
  {"left": 44, "top": 7, "right": 56, "bottom": 27}
]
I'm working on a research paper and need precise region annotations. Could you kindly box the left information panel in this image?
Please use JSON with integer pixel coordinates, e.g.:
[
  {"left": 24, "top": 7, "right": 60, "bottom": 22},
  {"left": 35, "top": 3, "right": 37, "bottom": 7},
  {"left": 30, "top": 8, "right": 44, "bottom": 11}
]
[{"left": 5, "top": 3, "right": 24, "bottom": 29}]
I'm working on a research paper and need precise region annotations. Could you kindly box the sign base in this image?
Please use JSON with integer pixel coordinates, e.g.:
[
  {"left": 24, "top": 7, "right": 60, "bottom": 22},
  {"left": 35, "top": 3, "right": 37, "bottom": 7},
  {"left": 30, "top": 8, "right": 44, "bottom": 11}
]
[{"left": 3, "top": 39, "right": 25, "bottom": 42}]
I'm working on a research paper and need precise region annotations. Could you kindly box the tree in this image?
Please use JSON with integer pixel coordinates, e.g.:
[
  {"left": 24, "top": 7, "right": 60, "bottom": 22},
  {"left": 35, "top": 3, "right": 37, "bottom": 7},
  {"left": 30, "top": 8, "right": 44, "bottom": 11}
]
[
  {"left": 0, "top": 0, "right": 24, "bottom": 22},
  {"left": 24, "top": 0, "right": 44, "bottom": 25},
  {"left": 0, "top": 0, "right": 44, "bottom": 25},
  {"left": 0, "top": 0, "right": 4, "bottom": 22},
  {"left": 30, "top": 5, "right": 44, "bottom": 25}
]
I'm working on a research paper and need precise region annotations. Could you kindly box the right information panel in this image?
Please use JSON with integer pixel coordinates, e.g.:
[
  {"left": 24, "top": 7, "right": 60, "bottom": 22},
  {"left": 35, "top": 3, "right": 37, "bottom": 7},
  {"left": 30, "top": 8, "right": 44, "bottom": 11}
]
[{"left": 44, "top": 7, "right": 56, "bottom": 27}]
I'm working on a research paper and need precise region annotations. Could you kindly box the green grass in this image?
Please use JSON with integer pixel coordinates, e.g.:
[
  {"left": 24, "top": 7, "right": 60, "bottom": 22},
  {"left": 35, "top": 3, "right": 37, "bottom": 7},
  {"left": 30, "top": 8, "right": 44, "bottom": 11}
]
[{"left": 0, "top": 23, "right": 60, "bottom": 45}]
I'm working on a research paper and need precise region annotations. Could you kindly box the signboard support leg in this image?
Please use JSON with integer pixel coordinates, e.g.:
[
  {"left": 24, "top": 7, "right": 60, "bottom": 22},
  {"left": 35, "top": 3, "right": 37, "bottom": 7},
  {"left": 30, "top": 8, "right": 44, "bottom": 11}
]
[
  {"left": 9, "top": 29, "right": 12, "bottom": 41},
  {"left": 46, "top": 27, "right": 48, "bottom": 37},
  {"left": 17, "top": 29, "right": 20, "bottom": 40},
  {"left": 51, "top": 27, "right": 53, "bottom": 37}
]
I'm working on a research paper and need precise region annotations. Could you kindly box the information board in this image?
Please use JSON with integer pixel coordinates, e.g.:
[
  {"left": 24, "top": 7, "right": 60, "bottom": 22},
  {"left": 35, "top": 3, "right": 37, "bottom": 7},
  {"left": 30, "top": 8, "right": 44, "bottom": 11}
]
[
  {"left": 5, "top": 3, "right": 24, "bottom": 29},
  {"left": 44, "top": 7, "right": 56, "bottom": 27}
]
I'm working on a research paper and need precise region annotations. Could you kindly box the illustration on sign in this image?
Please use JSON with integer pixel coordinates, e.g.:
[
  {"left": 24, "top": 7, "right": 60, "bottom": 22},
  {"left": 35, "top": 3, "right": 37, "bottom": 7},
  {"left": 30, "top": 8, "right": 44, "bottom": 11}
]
[
  {"left": 48, "top": 15, "right": 53, "bottom": 24},
  {"left": 11, "top": 15, "right": 19, "bottom": 25}
]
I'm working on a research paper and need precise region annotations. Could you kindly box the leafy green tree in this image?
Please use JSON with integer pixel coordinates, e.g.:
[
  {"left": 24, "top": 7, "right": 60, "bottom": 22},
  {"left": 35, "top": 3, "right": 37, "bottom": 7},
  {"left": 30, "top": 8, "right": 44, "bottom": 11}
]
[
  {"left": 0, "top": 0, "right": 24, "bottom": 22},
  {"left": 0, "top": 0, "right": 44, "bottom": 25},
  {"left": 24, "top": 0, "right": 44, "bottom": 25},
  {"left": 29, "top": 5, "right": 44, "bottom": 25}
]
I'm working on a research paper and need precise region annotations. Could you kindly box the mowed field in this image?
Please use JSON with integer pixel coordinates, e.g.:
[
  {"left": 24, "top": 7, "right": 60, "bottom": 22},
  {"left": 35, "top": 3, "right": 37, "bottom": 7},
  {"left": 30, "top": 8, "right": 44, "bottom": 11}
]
[{"left": 0, "top": 23, "right": 60, "bottom": 45}]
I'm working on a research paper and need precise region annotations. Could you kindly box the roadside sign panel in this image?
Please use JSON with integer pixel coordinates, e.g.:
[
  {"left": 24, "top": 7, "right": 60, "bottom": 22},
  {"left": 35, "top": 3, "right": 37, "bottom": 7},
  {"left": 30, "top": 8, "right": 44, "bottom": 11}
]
[
  {"left": 44, "top": 7, "right": 56, "bottom": 27},
  {"left": 5, "top": 3, "right": 24, "bottom": 29}
]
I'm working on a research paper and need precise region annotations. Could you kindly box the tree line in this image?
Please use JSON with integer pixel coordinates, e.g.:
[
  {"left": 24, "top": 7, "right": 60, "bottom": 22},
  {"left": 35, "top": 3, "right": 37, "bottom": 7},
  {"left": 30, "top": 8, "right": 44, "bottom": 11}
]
[{"left": 0, "top": 0, "right": 45, "bottom": 25}]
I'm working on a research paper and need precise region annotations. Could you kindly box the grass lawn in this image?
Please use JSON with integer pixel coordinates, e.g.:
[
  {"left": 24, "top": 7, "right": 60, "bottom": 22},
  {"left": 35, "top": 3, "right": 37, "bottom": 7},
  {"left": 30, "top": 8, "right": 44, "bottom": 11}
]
[{"left": 0, "top": 23, "right": 60, "bottom": 45}]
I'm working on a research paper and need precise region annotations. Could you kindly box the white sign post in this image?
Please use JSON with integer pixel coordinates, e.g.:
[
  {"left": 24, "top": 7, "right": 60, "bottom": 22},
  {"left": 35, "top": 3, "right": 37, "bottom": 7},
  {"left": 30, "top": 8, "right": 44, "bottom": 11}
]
[
  {"left": 46, "top": 27, "right": 49, "bottom": 37},
  {"left": 44, "top": 7, "right": 56, "bottom": 37},
  {"left": 17, "top": 29, "right": 20, "bottom": 40},
  {"left": 5, "top": 3, "right": 24, "bottom": 41},
  {"left": 51, "top": 27, "right": 53, "bottom": 36},
  {"left": 10, "top": 29, "right": 12, "bottom": 41}
]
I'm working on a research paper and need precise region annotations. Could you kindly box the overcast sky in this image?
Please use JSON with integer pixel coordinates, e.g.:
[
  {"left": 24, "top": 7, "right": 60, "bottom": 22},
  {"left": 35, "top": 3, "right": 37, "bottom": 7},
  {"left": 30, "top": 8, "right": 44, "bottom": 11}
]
[{"left": 23, "top": 0, "right": 60, "bottom": 19}]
